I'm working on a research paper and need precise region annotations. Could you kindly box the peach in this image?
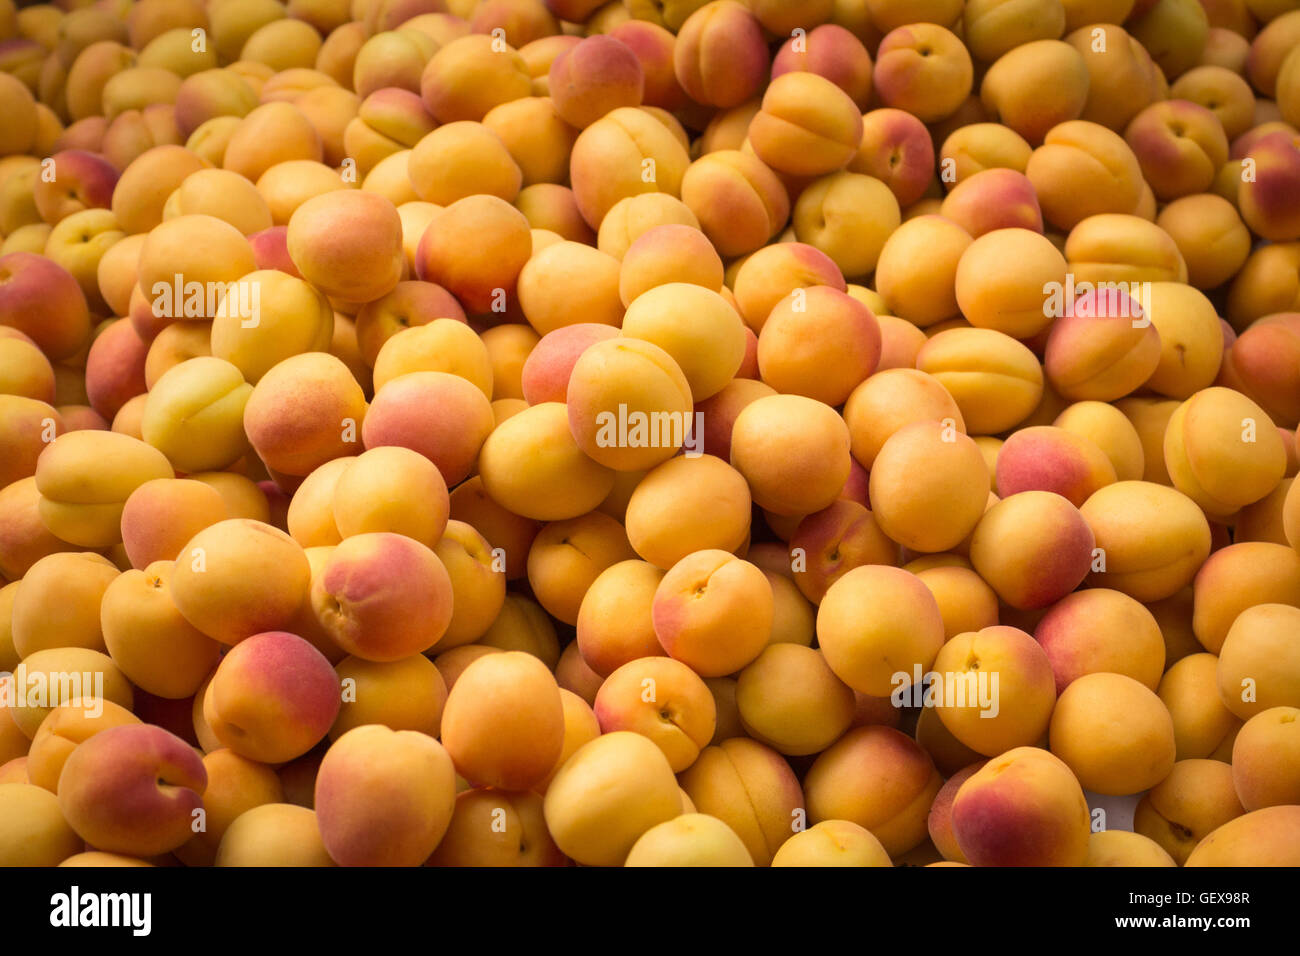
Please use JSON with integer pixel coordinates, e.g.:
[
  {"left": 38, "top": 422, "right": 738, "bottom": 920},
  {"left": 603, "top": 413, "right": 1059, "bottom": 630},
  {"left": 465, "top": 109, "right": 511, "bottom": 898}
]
[
  {"left": 1217, "top": 603, "right": 1300, "bottom": 719},
  {"left": 816, "top": 565, "right": 944, "bottom": 697},
  {"left": 868, "top": 421, "right": 989, "bottom": 553},
  {"left": 312, "top": 531, "right": 453, "bottom": 661},
  {"left": 1232, "top": 706, "right": 1300, "bottom": 810},
  {"left": 204, "top": 631, "right": 339, "bottom": 764},
  {"left": 243, "top": 352, "right": 366, "bottom": 478},
  {"left": 416, "top": 195, "right": 532, "bottom": 314},
  {"left": 736, "top": 644, "right": 854, "bottom": 757},
  {"left": 1134, "top": 757, "right": 1243, "bottom": 864},
  {"left": 100, "top": 560, "right": 220, "bottom": 700},
  {"left": 916, "top": 327, "right": 1044, "bottom": 434},
  {"left": 57, "top": 723, "right": 204, "bottom": 857},
  {"left": 568, "top": 106, "right": 690, "bottom": 230},
  {"left": 804, "top": 725, "right": 942, "bottom": 857},
  {"left": 770, "top": 819, "right": 892, "bottom": 867},
  {"left": 995, "top": 425, "right": 1117, "bottom": 507},
  {"left": 980, "top": 40, "right": 1090, "bottom": 144},
  {"left": 748, "top": 72, "right": 863, "bottom": 177},
  {"left": 951, "top": 746, "right": 1091, "bottom": 866},
  {"left": 34, "top": 430, "right": 173, "bottom": 549},
  {"left": 0, "top": 783, "right": 83, "bottom": 867},
  {"left": 314, "top": 724, "right": 455, "bottom": 866},
  {"left": 651, "top": 549, "right": 772, "bottom": 678},
  {"left": 286, "top": 189, "right": 403, "bottom": 305},
  {"left": 843, "top": 368, "right": 966, "bottom": 469},
  {"left": 873, "top": 23, "right": 972, "bottom": 123},
  {"left": 678, "top": 736, "right": 803, "bottom": 865}
]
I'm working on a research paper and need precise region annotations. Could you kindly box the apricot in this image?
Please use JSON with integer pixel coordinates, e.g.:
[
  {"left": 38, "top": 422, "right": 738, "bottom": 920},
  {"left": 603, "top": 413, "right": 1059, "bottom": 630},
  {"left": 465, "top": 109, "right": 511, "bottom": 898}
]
[
  {"left": 1184, "top": 804, "right": 1300, "bottom": 866},
  {"left": 730, "top": 394, "right": 851, "bottom": 517},
  {"left": 1036, "top": 588, "right": 1165, "bottom": 694},
  {"left": 873, "top": 24, "right": 972, "bottom": 123},
  {"left": 543, "top": 730, "right": 681, "bottom": 866},
  {"left": 314, "top": 724, "right": 455, "bottom": 867},
  {"left": 623, "top": 454, "right": 750, "bottom": 571},
  {"left": 568, "top": 107, "right": 689, "bottom": 230},
  {"left": 1217, "top": 603, "right": 1300, "bottom": 719},
  {"left": 1134, "top": 757, "right": 1243, "bottom": 864},
  {"left": 0, "top": 783, "right": 83, "bottom": 867},
  {"left": 595, "top": 656, "right": 715, "bottom": 772},
  {"left": 874, "top": 216, "right": 972, "bottom": 327},
  {"left": 1232, "top": 706, "right": 1300, "bottom": 810},
  {"left": 770, "top": 820, "right": 892, "bottom": 867},
  {"left": 736, "top": 644, "right": 854, "bottom": 757},
  {"left": 951, "top": 746, "right": 1091, "bottom": 866},
  {"left": 980, "top": 40, "right": 1090, "bottom": 145},
  {"left": 970, "top": 491, "right": 1095, "bottom": 609},
  {"left": 804, "top": 725, "right": 941, "bottom": 857},
  {"left": 816, "top": 565, "right": 945, "bottom": 698},
  {"left": 652, "top": 549, "right": 772, "bottom": 678},
  {"left": 917, "top": 327, "right": 1044, "bottom": 434},
  {"left": 868, "top": 421, "right": 988, "bottom": 553}
]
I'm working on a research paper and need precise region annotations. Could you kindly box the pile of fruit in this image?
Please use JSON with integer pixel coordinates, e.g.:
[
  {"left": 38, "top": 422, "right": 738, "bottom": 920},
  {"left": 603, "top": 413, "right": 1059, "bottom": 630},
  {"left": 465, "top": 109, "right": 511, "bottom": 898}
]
[{"left": 1, "top": 0, "right": 1300, "bottom": 869}]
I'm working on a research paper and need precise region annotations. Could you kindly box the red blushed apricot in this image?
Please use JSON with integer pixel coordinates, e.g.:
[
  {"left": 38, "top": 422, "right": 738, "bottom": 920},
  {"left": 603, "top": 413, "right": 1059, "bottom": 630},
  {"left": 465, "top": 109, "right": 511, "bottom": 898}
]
[
  {"left": 790, "top": 500, "right": 898, "bottom": 605},
  {"left": 314, "top": 724, "right": 455, "bottom": 867},
  {"left": 951, "top": 746, "right": 1091, "bottom": 866},
  {"left": 995, "top": 426, "right": 1118, "bottom": 507},
  {"left": 1221, "top": 313, "right": 1300, "bottom": 427},
  {"left": 693, "top": 378, "right": 776, "bottom": 462},
  {"left": 0, "top": 252, "right": 92, "bottom": 361},
  {"left": 595, "top": 656, "right": 716, "bottom": 771},
  {"left": 652, "top": 549, "right": 773, "bottom": 678},
  {"left": 548, "top": 35, "right": 644, "bottom": 129},
  {"left": 873, "top": 23, "right": 973, "bottom": 123},
  {"left": 757, "top": 287, "right": 881, "bottom": 406},
  {"left": 1125, "top": 99, "right": 1230, "bottom": 201},
  {"left": 672, "top": 1, "right": 768, "bottom": 109},
  {"left": 849, "top": 108, "right": 935, "bottom": 209},
  {"left": 730, "top": 394, "right": 852, "bottom": 517},
  {"left": 1036, "top": 588, "right": 1167, "bottom": 694},
  {"left": 1043, "top": 288, "right": 1162, "bottom": 402},
  {"left": 519, "top": 323, "right": 617, "bottom": 405},
  {"left": 204, "top": 631, "right": 340, "bottom": 764},
  {"left": 731, "top": 242, "right": 846, "bottom": 334},
  {"left": 0, "top": 396, "right": 61, "bottom": 489},
  {"left": 1239, "top": 130, "right": 1300, "bottom": 242},
  {"left": 576, "top": 560, "right": 666, "bottom": 677},
  {"left": 804, "top": 726, "right": 943, "bottom": 858},
  {"left": 771, "top": 24, "right": 872, "bottom": 110},
  {"left": 416, "top": 195, "right": 532, "bottom": 314},
  {"left": 843, "top": 368, "right": 966, "bottom": 470},
  {"left": 120, "top": 478, "right": 228, "bottom": 569},
  {"left": 940, "top": 168, "right": 1044, "bottom": 238},
  {"left": 440, "top": 651, "right": 564, "bottom": 791},
  {"left": 57, "top": 724, "right": 205, "bottom": 858},
  {"left": 312, "top": 532, "right": 453, "bottom": 662},
  {"left": 970, "top": 491, "right": 1096, "bottom": 610},
  {"left": 362, "top": 371, "right": 493, "bottom": 487},
  {"left": 568, "top": 107, "right": 690, "bottom": 231}
]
